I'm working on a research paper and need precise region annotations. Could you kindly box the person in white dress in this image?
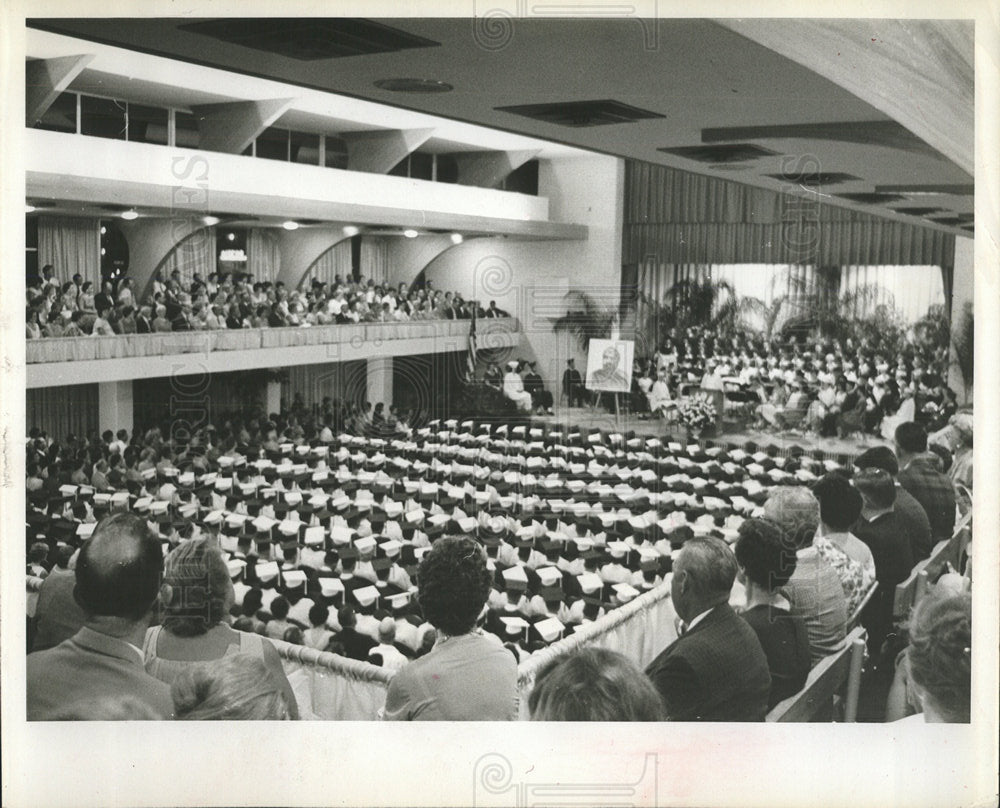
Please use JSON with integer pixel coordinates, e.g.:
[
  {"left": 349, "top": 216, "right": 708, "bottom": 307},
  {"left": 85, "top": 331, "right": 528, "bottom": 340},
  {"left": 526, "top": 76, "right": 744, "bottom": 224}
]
[{"left": 503, "top": 361, "right": 533, "bottom": 412}]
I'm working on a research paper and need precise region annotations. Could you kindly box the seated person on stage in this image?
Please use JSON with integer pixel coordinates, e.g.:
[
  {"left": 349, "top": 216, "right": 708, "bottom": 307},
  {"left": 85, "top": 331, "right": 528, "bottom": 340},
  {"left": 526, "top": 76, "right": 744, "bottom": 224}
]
[
  {"left": 644, "top": 537, "right": 771, "bottom": 721},
  {"left": 733, "top": 519, "right": 811, "bottom": 709},
  {"left": 561, "top": 358, "right": 585, "bottom": 407},
  {"left": 483, "top": 361, "right": 503, "bottom": 392},
  {"left": 27, "top": 512, "right": 174, "bottom": 720},
  {"left": 522, "top": 360, "right": 554, "bottom": 415},
  {"left": 646, "top": 370, "right": 676, "bottom": 417},
  {"left": 502, "top": 360, "right": 534, "bottom": 412},
  {"left": 384, "top": 536, "right": 518, "bottom": 720},
  {"left": 529, "top": 647, "right": 665, "bottom": 721},
  {"left": 763, "top": 488, "right": 849, "bottom": 665}
]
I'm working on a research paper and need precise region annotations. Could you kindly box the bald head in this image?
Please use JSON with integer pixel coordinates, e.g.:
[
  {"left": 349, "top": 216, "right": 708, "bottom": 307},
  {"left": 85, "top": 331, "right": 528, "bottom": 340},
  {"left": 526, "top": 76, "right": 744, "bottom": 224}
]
[{"left": 74, "top": 512, "right": 163, "bottom": 621}]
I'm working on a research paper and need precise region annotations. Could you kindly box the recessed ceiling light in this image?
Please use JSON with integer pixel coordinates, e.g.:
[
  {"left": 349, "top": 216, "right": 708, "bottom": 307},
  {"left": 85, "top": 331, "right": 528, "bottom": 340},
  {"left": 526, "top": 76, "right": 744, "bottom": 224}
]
[
  {"left": 403, "top": 229, "right": 419, "bottom": 238},
  {"left": 450, "top": 233, "right": 463, "bottom": 244},
  {"left": 26, "top": 204, "right": 35, "bottom": 213},
  {"left": 120, "top": 210, "right": 139, "bottom": 220},
  {"left": 374, "top": 78, "right": 453, "bottom": 93},
  {"left": 203, "top": 215, "right": 220, "bottom": 226},
  {"left": 342, "top": 225, "right": 360, "bottom": 237},
  {"left": 282, "top": 221, "right": 300, "bottom": 231}
]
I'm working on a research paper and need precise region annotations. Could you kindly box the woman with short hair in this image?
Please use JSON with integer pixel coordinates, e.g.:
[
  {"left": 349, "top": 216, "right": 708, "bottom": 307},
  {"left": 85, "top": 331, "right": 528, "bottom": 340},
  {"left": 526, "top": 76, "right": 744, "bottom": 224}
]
[
  {"left": 143, "top": 538, "right": 297, "bottom": 717},
  {"left": 383, "top": 535, "right": 518, "bottom": 720},
  {"left": 734, "top": 518, "right": 812, "bottom": 708}
]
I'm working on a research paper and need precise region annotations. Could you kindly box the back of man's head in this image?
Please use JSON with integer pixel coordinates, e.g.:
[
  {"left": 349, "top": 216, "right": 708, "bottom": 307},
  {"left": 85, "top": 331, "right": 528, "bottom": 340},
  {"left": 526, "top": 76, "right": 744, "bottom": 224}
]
[
  {"left": 338, "top": 605, "right": 357, "bottom": 629},
  {"left": 812, "top": 473, "right": 863, "bottom": 531},
  {"left": 854, "top": 445, "right": 899, "bottom": 476},
  {"left": 763, "top": 486, "right": 820, "bottom": 550},
  {"left": 74, "top": 512, "right": 163, "bottom": 621},
  {"left": 378, "top": 617, "right": 396, "bottom": 644},
  {"left": 677, "top": 537, "right": 737, "bottom": 602},
  {"left": 853, "top": 468, "right": 897, "bottom": 511},
  {"left": 895, "top": 421, "right": 928, "bottom": 455}
]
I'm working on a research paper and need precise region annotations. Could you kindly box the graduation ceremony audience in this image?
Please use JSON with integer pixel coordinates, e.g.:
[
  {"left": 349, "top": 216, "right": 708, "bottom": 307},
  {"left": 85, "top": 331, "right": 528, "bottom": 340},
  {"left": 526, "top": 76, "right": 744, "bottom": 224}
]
[
  {"left": 24, "top": 389, "right": 973, "bottom": 722},
  {"left": 26, "top": 267, "right": 486, "bottom": 339}
]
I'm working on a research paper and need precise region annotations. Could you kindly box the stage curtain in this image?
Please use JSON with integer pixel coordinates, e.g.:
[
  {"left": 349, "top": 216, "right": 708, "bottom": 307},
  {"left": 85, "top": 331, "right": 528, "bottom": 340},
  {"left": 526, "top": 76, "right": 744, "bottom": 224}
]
[
  {"left": 623, "top": 161, "right": 955, "bottom": 267},
  {"left": 37, "top": 216, "right": 101, "bottom": 287},
  {"left": 26, "top": 384, "right": 99, "bottom": 440},
  {"left": 360, "top": 237, "right": 390, "bottom": 286},
  {"left": 303, "top": 240, "right": 352, "bottom": 288},
  {"left": 841, "top": 265, "right": 945, "bottom": 323},
  {"left": 246, "top": 228, "right": 280, "bottom": 283},
  {"left": 161, "top": 229, "right": 216, "bottom": 289}
]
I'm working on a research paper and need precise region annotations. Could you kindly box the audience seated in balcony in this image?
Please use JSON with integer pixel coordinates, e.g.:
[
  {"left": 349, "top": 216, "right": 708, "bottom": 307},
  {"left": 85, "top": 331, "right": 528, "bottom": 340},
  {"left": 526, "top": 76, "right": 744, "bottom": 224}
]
[{"left": 26, "top": 265, "right": 498, "bottom": 339}]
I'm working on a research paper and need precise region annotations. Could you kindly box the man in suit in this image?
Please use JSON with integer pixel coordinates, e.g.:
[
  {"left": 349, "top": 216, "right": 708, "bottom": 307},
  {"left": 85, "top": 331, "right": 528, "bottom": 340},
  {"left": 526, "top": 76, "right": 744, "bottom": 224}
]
[
  {"left": 852, "top": 468, "right": 915, "bottom": 660},
  {"left": 895, "top": 421, "right": 957, "bottom": 543},
  {"left": 854, "top": 445, "right": 933, "bottom": 563},
  {"left": 562, "top": 358, "right": 584, "bottom": 407},
  {"left": 135, "top": 304, "right": 153, "bottom": 334},
  {"left": 26, "top": 512, "right": 173, "bottom": 720},
  {"left": 645, "top": 537, "right": 771, "bottom": 721}
]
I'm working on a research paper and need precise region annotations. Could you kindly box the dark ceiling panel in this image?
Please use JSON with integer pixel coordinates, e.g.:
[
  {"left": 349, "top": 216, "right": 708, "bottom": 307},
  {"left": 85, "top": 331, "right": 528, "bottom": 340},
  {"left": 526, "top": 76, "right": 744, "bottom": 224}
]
[
  {"left": 659, "top": 144, "right": 779, "bottom": 164},
  {"left": 176, "top": 18, "right": 439, "bottom": 61},
  {"left": 495, "top": 100, "right": 665, "bottom": 128},
  {"left": 764, "top": 171, "right": 860, "bottom": 186}
]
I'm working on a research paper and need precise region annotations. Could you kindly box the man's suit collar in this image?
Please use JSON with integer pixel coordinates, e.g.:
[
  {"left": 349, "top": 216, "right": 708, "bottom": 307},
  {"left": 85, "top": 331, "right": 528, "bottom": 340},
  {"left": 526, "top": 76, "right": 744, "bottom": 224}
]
[
  {"left": 72, "top": 626, "right": 144, "bottom": 665},
  {"left": 678, "top": 603, "right": 732, "bottom": 640}
]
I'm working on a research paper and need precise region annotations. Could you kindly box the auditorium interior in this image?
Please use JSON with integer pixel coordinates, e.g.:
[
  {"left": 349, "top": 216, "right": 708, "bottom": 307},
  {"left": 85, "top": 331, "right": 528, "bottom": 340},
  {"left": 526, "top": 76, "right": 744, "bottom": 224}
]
[{"left": 8, "top": 12, "right": 997, "bottom": 804}]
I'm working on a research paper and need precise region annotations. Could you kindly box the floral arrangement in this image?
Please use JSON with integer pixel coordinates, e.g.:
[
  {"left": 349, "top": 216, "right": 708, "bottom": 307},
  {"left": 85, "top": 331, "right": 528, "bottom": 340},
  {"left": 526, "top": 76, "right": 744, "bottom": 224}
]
[{"left": 677, "top": 396, "right": 717, "bottom": 435}]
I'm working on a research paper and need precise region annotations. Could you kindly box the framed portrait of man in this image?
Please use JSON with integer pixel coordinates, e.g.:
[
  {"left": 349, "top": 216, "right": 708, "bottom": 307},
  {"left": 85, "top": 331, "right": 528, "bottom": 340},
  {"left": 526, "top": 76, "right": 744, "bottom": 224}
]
[{"left": 586, "top": 339, "right": 633, "bottom": 393}]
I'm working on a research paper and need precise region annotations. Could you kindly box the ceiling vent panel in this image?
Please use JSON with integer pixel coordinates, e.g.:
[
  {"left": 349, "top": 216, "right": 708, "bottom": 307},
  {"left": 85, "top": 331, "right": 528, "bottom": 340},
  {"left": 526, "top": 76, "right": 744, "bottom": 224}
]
[
  {"left": 496, "top": 100, "right": 665, "bottom": 128},
  {"left": 764, "top": 171, "right": 860, "bottom": 186},
  {"left": 892, "top": 206, "right": 945, "bottom": 216},
  {"left": 658, "top": 144, "right": 779, "bottom": 164},
  {"left": 833, "top": 192, "right": 907, "bottom": 204},
  {"left": 178, "top": 18, "right": 440, "bottom": 61}
]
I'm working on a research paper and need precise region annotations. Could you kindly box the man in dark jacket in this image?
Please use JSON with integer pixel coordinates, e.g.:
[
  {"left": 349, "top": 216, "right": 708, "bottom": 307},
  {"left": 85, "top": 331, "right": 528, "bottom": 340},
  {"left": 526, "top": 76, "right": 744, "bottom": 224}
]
[{"left": 645, "top": 537, "right": 771, "bottom": 721}]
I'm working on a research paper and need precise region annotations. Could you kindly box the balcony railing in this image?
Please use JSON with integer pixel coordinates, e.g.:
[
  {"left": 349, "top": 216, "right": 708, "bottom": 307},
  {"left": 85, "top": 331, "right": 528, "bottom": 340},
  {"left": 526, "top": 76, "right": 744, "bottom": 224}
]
[{"left": 26, "top": 317, "right": 520, "bottom": 364}]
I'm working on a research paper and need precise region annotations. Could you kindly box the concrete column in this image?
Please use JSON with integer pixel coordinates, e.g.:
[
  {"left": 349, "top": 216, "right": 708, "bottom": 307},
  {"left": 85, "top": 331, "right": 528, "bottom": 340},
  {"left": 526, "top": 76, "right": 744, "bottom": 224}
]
[
  {"left": 366, "top": 357, "right": 393, "bottom": 408},
  {"left": 265, "top": 380, "right": 282, "bottom": 416},
  {"left": 98, "top": 380, "right": 134, "bottom": 435}
]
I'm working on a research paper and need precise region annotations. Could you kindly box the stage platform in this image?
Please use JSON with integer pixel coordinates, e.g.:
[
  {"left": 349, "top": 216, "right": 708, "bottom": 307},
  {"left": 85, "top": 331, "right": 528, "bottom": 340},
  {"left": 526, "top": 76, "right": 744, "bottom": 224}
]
[{"left": 529, "top": 405, "right": 889, "bottom": 462}]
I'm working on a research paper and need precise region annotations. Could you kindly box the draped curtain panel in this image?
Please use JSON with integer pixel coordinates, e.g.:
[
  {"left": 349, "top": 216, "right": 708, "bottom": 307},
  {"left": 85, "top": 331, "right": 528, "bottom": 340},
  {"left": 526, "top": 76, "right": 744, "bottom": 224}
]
[
  {"left": 623, "top": 161, "right": 955, "bottom": 268},
  {"left": 359, "top": 237, "right": 390, "bottom": 286},
  {"left": 246, "top": 228, "right": 280, "bottom": 283},
  {"left": 26, "top": 384, "right": 99, "bottom": 439},
  {"left": 302, "top": 239, "right": 352, "bottom": 288},
  {"left": 37, "top": 217, "right": 101, "bottom": 287},
  {"left": 159, "top": 229, "right": 216, "bottom": 289}
]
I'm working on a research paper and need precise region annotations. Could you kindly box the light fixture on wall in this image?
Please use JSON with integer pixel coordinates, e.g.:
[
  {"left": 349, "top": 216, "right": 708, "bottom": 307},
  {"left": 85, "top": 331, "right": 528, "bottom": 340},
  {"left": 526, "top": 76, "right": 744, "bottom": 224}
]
[
  {"left": 227, "top": 232, "right": 236, "bottom": 242},
  {"left": 342, "top": 225, "right": 359, "bottom": 237},
  {"left": 450, "top": 233, "right": 463, "bottom": 244},
  {"left": 100, "top": 226, "right": 107, "bottom": 235},
  {"left": 203, "top": 215, "right": 220, "bottom": 226},
  {"left": 403, "top": 229, "right": 419, "bottom": 238},
  {"left": 120, "top": 210, "right": 139, "bottom": 220},
  {"left": 282, "top": 220, "right": 300, "bottom": 230},
  {"left": 26, "top": 204, "right": 36, "bottom": 213}
]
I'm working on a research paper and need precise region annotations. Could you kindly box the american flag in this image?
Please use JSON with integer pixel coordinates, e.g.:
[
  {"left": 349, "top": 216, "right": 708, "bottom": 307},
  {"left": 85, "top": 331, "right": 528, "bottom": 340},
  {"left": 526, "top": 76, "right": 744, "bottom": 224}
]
[{"left": 465, "top": 308, "right": 477, "bottom": 382}]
